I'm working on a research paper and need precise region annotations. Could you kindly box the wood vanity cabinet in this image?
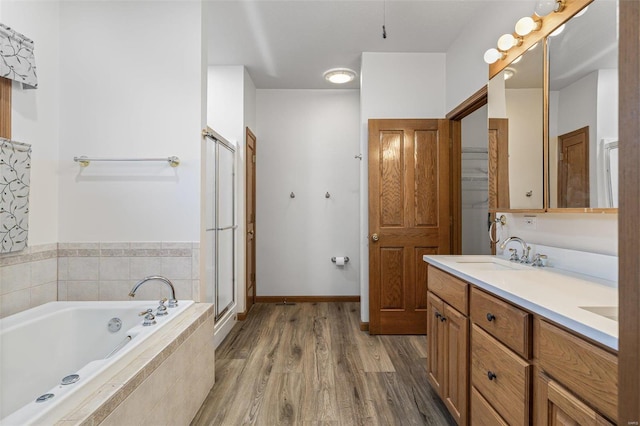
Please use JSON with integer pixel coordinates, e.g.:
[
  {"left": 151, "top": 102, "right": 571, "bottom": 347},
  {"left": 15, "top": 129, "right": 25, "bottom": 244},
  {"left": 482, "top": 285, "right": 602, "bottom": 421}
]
[
  {"left": 427, "top": 266, "right": 469, "bottom": 425},
  {"left": 425, "top": 264, "right": 619, "bottom": 426}
]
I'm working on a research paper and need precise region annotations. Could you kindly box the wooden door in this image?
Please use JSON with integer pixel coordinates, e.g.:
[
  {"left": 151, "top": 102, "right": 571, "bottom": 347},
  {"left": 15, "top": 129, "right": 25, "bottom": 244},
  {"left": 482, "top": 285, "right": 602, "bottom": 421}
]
[
  {"left": 488, "top": 118, "right": 509, "bottom": 211},
  {"left": 444, "top": 304, "right": 469, "bottom": 426},
  {"left": 558, "top": 126, "right": 589, "bottom": 208},
  {"left": 368, "top": 119, "right": 451, "bottom": 335},
  {"left": 245, "top": 128, "right": 257, "bottom": 314},
  {"left": 427, "top": 292, "right": 445, "bottom": 395}
]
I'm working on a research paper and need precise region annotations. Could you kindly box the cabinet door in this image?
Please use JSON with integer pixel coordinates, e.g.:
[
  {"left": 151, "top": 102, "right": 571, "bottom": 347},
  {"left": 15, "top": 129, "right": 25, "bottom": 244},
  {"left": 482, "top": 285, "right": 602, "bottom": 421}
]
[
  {"left": 427, "top": 292, "right": 445, "bottom": 395},
  {"left": 444, "top": 304, "right": 469, "bottom": 425},
  {"left": 538, "top": 373, "right": 614, "bottom": 426}
]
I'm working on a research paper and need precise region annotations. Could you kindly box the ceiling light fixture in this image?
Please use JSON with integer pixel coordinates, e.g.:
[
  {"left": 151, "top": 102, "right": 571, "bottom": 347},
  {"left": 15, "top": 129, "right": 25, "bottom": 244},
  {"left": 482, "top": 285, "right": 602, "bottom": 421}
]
[{"left": 324, "top": 68, "right": 357, "bottom": 84}]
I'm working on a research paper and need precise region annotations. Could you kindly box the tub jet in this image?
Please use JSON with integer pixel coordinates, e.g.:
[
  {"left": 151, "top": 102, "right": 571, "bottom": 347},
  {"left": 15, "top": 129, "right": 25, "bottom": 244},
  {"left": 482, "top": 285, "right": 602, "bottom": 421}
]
[
  {"left": 35, "top": 393, "right": 54, "bottom": 403},
  {"left": 61, "top": 374, "right": 80, "bottom": 385}
]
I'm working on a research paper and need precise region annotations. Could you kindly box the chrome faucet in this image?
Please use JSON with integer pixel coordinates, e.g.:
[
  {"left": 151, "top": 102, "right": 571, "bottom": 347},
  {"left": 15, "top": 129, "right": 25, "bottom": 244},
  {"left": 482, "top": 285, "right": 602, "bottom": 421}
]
[
  {"left": 129, "top": 275, "right": 178, "bottom": 307},
  {"left": 499, "top": 236, "right": 531, "bottom": 264}
]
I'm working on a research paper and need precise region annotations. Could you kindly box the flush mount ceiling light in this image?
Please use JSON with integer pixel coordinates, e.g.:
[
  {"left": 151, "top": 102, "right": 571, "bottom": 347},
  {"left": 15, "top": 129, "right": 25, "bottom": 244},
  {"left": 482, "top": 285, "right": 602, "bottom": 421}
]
[{"left": 324, "top": 68, "right": 357, "bottom": 84}]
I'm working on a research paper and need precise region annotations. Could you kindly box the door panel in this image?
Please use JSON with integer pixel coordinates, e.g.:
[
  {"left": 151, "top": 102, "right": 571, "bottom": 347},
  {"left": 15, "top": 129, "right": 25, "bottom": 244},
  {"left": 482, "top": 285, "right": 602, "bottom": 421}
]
[
  {"left": 558, "top": 126, "right": 589, "bottom": 208},
  {"left": 427, "top": 292, "right": 445, "bottom": 394},
  {"left": 246, "top": 128, "right": 257, "bottom": 314},
  {"left": 369, "top": 119, "right": 451, "bottom": 334}
]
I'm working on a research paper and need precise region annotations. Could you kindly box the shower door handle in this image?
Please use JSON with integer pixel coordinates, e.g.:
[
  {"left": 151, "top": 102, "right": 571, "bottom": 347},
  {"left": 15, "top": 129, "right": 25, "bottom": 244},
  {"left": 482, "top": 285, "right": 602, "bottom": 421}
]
[{"left": 371, "top": 233, "right": 379, "bottom": 242}]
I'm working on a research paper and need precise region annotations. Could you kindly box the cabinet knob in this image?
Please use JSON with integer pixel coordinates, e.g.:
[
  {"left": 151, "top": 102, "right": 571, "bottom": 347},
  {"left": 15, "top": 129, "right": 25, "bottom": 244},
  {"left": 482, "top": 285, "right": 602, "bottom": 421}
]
[
  {"left": 435, "top": 312, "right": 441, "bottom": 319},
  {"left": 487, "top": 371, "right": 497, "bottom": 381},
  {"left": 486, "top": 313, "right": 496, "bottom": 322},
  {"left": 440, "top": 316, "right": 447, "bottom": 322}
]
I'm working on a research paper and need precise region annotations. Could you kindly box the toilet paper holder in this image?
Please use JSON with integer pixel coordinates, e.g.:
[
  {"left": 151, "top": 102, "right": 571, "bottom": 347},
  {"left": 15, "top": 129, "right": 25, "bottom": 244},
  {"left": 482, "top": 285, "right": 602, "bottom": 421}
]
[{"left": 331, "top": 257, "right": 350, "bottom": 263}]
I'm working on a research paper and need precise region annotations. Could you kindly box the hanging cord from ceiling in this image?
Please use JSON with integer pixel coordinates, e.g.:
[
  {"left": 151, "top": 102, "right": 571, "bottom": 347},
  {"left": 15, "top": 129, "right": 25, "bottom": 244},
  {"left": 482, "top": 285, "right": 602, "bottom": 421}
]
[{"left": 382, "top": 0, "right": 387, "bottom": 39}]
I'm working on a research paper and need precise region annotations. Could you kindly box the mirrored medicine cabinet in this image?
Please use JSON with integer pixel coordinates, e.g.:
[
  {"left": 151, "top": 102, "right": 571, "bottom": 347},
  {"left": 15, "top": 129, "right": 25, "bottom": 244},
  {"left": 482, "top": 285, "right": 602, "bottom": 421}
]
[{"left": 487, "top": 0, "right": 618, "bottom": 213}]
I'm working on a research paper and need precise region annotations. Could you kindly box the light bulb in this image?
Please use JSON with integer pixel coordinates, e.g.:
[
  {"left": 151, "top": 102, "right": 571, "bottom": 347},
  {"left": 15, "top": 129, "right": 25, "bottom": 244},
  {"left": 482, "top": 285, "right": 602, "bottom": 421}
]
[
  {"left": 497, "top": 34, "right": 520, "bottom": 51},
  {"left": 484, "top": 48, "right": 503, "bottom": 64},
  {"left": 504, "top": 69, "right": 515, "bottom": 80},
  {"left": 511, "top": 55, "right": 522, "bottom": 64},
  {"left": 535, "top": 0, "right": 557, "bottom": 17},
  {"left": 550, "top": 24, "right": 565, "bottom": 37},
  {"left": 515, "top": 16, "right": 540, "bottom": 36},
  {"left": 575, "top": 5, "right": 589, "bottom": 17}
]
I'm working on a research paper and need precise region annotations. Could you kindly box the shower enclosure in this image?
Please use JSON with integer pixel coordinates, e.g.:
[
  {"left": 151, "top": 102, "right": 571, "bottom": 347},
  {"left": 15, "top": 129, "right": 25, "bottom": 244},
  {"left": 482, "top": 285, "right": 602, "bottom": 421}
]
[{"left": 204, "top": 130, "right": 236, "bottom": 321}]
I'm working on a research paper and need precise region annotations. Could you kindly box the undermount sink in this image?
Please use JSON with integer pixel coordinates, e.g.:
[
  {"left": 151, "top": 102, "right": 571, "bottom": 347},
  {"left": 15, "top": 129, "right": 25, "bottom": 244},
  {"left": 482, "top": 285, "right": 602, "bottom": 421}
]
[
  {"left": 579, "top": 306, "right": 618, "bottom": 322},
  {"left": 454, "top": 261, "right": 520, "bottom": 271}
]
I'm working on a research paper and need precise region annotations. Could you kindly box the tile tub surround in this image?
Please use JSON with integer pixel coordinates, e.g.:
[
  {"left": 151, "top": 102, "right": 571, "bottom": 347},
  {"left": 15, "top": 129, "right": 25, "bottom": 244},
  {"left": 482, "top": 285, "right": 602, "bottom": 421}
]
[
  {"left": 57, "top": 242, "right": 200, "bottom": 303},
  {"left": 51, "top": 303, "right": 215, "bottom": 425},
  {"left": 0, "top": 243, "right": 58, "bottom": 318}
]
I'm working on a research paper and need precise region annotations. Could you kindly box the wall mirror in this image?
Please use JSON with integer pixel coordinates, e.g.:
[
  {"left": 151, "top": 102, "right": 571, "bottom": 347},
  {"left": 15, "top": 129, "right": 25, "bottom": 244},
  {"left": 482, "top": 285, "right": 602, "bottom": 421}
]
[
  {"left": 547, "top": 0, "right": 618, "bottom": 210},
  {"left": 488, "top": 42, "right": 545, "bottom": 211}
]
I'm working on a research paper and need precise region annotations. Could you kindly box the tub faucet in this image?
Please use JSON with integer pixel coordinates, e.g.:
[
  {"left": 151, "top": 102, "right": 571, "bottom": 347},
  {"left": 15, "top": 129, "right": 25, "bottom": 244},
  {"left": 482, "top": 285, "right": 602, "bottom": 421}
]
[
  {"left": 499, "top": 236, "right": 531, "bottom": 264},
  {"left": 129, "top": 275, "right": 178, "bottom": 307}
]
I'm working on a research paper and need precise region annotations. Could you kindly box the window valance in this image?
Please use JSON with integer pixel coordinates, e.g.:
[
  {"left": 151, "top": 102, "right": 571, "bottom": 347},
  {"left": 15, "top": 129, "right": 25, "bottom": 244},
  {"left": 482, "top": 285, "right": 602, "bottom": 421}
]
[{"left": 0, "top": 23, "right": 37, "bottom": 89}]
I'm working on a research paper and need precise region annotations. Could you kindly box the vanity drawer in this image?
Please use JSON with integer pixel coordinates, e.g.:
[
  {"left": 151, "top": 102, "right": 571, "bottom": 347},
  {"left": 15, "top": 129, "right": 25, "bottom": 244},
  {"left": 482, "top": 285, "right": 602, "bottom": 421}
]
[
  {"left": 471, "top": 324, "right": 531, "bottom": 425},
  {"left": 470, "top": 386, "right": 508, "bottom": 426},
  {"left": 427, "top": 266, "right": 468, "bottom": 315},
  {"left": 470, "top": 288, "right": 531, "bottom": 359},
  {"left": 537, "top": 320, "right": 618, "bottom": 423}
]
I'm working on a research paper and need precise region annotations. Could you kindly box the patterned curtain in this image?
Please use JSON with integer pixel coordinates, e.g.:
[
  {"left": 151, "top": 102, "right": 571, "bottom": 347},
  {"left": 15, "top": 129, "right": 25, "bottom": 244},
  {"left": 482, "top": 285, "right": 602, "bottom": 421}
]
[
  {"left": 0, "top": 23, "right": 37, "bottom": 89},
  {"left": 1, "top": 138, "right": 31, "bottom": 253}
]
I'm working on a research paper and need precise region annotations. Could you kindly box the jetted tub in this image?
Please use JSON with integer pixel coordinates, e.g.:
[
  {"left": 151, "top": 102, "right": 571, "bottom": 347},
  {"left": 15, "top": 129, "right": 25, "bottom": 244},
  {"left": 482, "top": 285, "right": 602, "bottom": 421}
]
[{"left": 0, "top": 300, "right": 194, "bottom": 425}]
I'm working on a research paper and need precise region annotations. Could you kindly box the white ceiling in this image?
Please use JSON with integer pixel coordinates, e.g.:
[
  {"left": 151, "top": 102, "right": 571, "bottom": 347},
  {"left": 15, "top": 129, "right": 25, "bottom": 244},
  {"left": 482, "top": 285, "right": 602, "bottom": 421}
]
[{"left": 205, "top": 0, "right": 502, "bottom": 89}]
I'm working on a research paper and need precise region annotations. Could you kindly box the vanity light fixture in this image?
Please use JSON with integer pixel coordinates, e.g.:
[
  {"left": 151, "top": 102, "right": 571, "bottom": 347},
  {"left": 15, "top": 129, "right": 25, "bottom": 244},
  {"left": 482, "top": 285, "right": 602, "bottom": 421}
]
[
  {"left": 323, "top": 68, "right": 357, "bottom": 84},
  {"left": 484, "top": 0, "right": 565, "bottom": 64},
  {"left": 511, "top": 55, "right": 523, "bottom": 64},
  {"left": 574, "top": 5, "right": 589, "bottom": 17}
]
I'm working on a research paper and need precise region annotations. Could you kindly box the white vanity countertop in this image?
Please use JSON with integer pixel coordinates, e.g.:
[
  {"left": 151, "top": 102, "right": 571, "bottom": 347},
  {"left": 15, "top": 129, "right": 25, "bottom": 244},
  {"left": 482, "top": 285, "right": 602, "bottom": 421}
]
[{"left": 423, "top": 255, "right": 618, "bottom": 351}]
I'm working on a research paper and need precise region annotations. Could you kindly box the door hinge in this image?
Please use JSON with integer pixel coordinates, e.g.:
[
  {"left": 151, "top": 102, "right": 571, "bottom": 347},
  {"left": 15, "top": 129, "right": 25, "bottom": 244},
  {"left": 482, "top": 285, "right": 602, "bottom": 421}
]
[{"left": 558, "top": 152, "right": 564, "bottom": 161}]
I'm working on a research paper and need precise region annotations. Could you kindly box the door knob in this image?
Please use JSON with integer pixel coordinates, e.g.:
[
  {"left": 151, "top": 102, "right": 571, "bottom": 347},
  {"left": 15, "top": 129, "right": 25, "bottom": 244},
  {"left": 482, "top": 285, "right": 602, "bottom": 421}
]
[
  {"left": 371, "top": 233, "right": 379, "bottom": 242},
  {"left": 248, "top": 230, "right": 254, "bottom": 235}
]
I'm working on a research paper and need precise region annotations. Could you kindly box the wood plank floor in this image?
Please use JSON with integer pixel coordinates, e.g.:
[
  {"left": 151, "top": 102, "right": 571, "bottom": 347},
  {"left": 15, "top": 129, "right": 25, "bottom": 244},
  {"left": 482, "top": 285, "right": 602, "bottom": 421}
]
[{"left": 191, "top": 302, "right": 456, "bottom": 426}]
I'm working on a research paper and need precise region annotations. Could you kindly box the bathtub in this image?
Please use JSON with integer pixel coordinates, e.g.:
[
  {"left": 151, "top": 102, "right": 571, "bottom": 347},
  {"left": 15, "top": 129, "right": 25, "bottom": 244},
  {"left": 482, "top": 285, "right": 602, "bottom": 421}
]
[{"left": 0, "top": 300, "right": 195, "bottom": 425}]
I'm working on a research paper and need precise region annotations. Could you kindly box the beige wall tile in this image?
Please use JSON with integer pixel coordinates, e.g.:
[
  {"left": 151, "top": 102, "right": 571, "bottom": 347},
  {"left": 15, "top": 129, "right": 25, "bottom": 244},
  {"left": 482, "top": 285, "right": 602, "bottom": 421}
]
[
  {"left": 31, "top": 258, "right": 57, "bottom": 286},
  {"left": 99, "top": 281, "right": 133, "bottom": 301},
  {"left": 191, "top": 248, "right": 200, "bottom": 280},
  {"left": 0, "top": 262, "right": 32, "bottom": 294},
  {"left": 161, "top": 257, "right": 192, "bottom": 280},
  {"left": 57, "top": 257, "right": 69, "bottom": 280},
  {"left": 67, "top": 281, "right": 99, "bottom": 301},
  {"left": 130, "top": 257, "right": 162, "bottom": 280},
  {"left": 30, "top": 281, "right": 57, "bottom": 307},
  {"left": 99, "top": 257, "right": 130, "bottom": 280},
  {"left": 0, "top": 289, "right": 31, "bottom": 318},
  {"left": 68, "top": 257, "right": 99, "bottom": 281},
  {"left": 130, "top": 242, "right": 162, "bottom": 250},
  {"left": 58, "top": 281, "right": 68, "bottom": 301}
]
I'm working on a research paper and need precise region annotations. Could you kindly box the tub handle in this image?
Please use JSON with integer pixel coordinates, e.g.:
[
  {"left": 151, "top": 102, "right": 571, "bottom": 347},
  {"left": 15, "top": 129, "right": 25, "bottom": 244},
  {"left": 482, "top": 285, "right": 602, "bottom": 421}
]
[
  {"left": 138, "top": 309, "right": 157, "bottom": 326},
  {"left": 156, "top": 298, "right": 169, "bottom": 316}
]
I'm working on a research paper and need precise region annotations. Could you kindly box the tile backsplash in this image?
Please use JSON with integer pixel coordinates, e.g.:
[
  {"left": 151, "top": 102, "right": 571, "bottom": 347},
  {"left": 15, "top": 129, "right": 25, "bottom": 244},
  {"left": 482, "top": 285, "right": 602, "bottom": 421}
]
[
  {"left": 0, "top": 241, "right": 200, "bottom": 318},
  {"left": 0, "top": 244, "right": 58, "bottom": 318}
]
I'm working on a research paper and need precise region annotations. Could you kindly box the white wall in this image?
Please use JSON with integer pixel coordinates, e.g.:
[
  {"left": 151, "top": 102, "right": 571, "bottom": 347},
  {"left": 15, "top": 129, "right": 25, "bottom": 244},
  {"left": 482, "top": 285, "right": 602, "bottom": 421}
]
[
  {"left": 256, "top": 89, "right": 360, "bottom": 297},
  {"left": 359, "top": 52, "right": 446, "bottom": 322},
  {"left": 506, "top": 88, "right": 544, "bottom": 208},
  {"left": 207, "top": 65, "right": 256, "bottom": 315},
  {"left": 57, "top": 1, "right": 204, "bottom": 242},
  {"left": 2, "top": 0, "right": 60, "bottom": 245}
]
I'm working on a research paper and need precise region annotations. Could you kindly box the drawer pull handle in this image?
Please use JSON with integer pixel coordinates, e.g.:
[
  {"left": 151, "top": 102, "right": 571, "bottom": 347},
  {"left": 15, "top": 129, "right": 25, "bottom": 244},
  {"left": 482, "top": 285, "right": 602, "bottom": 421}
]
[
  {"left": 486, "top": 313, "right": 496, "bottom": 322},
  {"left": 440, "top": 316, "right": 447, "bottom": 322},
  {"left": 487, "top": 371, "right": 497, "bottom": 381}
]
